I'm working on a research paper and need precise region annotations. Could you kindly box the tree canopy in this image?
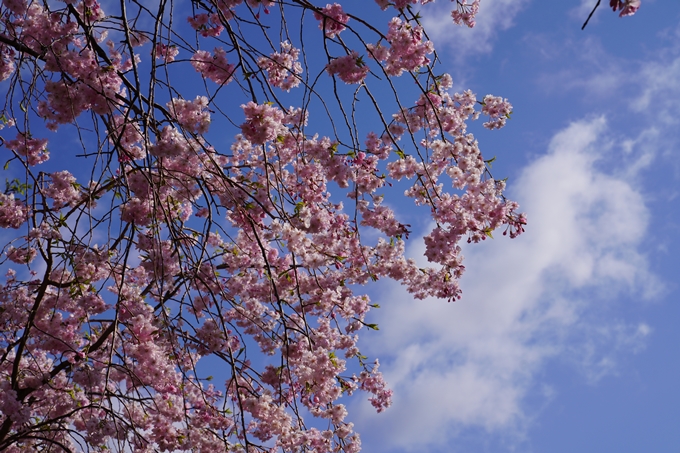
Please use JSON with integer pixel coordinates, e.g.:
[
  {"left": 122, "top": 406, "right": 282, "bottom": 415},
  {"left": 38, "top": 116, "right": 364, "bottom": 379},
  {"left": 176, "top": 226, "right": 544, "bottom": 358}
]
[{"left": 0, "top": 1, "right": 529, "bottom": 451}]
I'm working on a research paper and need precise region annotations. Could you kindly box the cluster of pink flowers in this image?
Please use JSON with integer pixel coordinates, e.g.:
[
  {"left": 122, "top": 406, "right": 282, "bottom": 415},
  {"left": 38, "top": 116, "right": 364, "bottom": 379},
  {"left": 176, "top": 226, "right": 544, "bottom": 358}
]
[
  {"left": 35, "top": 43, "right": 124, "bottom": 129},
  {"left": 188, "top": 13, "right": 224, "bottom": 37},
  {"left": 481, "top": 94, "right": 513, "bottom": 130},
  {"left": 191, "top": 47, "right": 235, "bottom": 85},
  {"left": 154, "top": 43, "right": 179, "bottom": 62},
  {"left": 451, "top": 0, "right": 480, "bottom": 27},
  {"left": 110, "top": 114, "right": 146, "bottom": 160},
  {"left": 150, "top": 125, "right": 192, "bottom": 158},
  {"left": 240, "top": 101, "right": 287, "bottom": 144},
  {"left": 368, "top": 18, "right": 434, "bottom": 76},
  {"left": 4, "top": 133, "right": 49, "bottom": 165},
  {"left": 314, "top": 3, "right": 350, "bottom": 38},
  {"left": 167, "top": 96, "right": 212, "bottom": 134},
  {"left": 390, "top": 84, "right": 478, "bottom": 138},
  {"left": 356, "top": 361, "right": 393, "bottom": 412},
  {"left": 0, "top": 1, "right": 528, "bottom": 451},
  {"left": 0, "top": 43, "right": 15, "bottom": 81},
  {"left": 120, "top": 197, "right": 153, "bottom": 225},
  {"left": 0, "top": 193, "right": 29, "bottom": 228},
  {"left": 610, "top": 0, "right": 640, "bottom": 16},
  {"left": 257, "top": 41, "right": 303, "bottom": 91},
  {"left": 44, "top": 170, "right": 81, "bottom": 208},
  {"left": 5, "top": 246, "right": 37, "bottom": 264},
  {"left": 326, "top": 52, "right": 370, "bottom": 84}
]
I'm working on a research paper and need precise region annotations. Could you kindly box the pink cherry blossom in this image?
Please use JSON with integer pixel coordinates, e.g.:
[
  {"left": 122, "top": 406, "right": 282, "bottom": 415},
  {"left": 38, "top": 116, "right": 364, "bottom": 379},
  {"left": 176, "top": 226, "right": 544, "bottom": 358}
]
[
  {"left": 326, "top": 52, "right": 370, "bottom": 84},
  {"left": 6, "top": 246, "right": 37, "bottom": 264},
  {"left": 4, "top": 133, "right": 49, "bottom": 165},
  {"left": 257, "top": 41, "right": 303, "bottom": 91},
  {"left": 610, "top": 0, "right": 641, "bottom": 16},
  {"left": 0, "top": 193, "right": 30, "bottom": 228},
  {"left": 167, "top": 96, "right": 212, "bottom": 134},
  {"left": 44, "top": 170, "right": 81, "bottom": 208},
  {"left": 451, "top": 0, "right": 480, "bottom": 27},
  {"left": 191, "top": 47, "right": 235, "bottom": 85},
  {"left": 188, "top": 13, "right": 224, "bottom": 37},
  {"left": 154, "top": 43, "right": 179, "bottom": 62},
  {"left": 0, "top": 44, "right": 15, "bottom": 81},
  {"left": 368, "top": 18, "right": 434, "bottom": 76},
  {"left": 0, "top": 1, "right": 526, "bottom": 451},
  {"left": 314, "top": 3, "right": 350, "bottom": 38}
]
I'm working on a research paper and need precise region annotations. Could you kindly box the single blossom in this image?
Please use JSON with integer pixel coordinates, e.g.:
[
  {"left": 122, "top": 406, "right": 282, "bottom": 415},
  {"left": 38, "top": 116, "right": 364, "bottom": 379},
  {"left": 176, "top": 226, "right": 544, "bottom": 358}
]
[{"left": 610, "top": 0, "right": 641, "bottom": 16}]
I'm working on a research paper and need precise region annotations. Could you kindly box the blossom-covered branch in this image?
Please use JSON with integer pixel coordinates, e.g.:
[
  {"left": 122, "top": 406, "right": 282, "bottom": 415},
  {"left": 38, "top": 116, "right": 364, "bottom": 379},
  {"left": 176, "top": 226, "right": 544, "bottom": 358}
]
[{"left": 0, "top": 0, "right": 524, "bottom": 451}]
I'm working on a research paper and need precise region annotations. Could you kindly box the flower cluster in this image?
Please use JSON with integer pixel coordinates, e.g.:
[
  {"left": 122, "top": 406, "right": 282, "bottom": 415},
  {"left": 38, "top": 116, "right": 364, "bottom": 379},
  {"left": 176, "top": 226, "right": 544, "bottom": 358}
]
[
  {"left": 240, "top": 101, "right": 287, "bottom": 144},
  {"left": 167, "top": 96, "right": 212, "bottom": 134},
  {"left": 326, "top": 52, "right": 370, "bottom": 84},
  {"left": 451, "top": 0, "right": 480, "bottom": 27},
  {"left": 481, "top": 95, "right": 513, "bottom": 130},
  {"left": 257, "top": 41, "right": 303, "bottom": 91},
  {"left": 110, "top": 114, "right": 146, "bottom": 160},
  {"left": 191, "top": 47, "right": 235, "bottom": 85},
  {"left": 6, "top": 246, "right": 37, "bottom": 264},
  {"left": 0, "top": 193, "right": 29, "bottom": 229},
  {"left": 0, "top": 1, "right": 525, "bottom": 452},
  {"left": 314, "top": 3, "right": 350, "bottom": 38},
  {"left": 610, "top": 0, "right": 641, "bottom": 16},
  {"left": 44, "top": 170, "right": 81, "bottom": 208},
  {"left": 0, "top": 44, "right": 15, "bottom": 81},
  {"left": 155, "top": 43, "right": 179, "bottom": 62},
  {"left": 188, "top": 13, "right": 224, "bottom": 37},
  {"left": 4, "top": 133, "right": 49, "bottom": 165},
  {"left": 368, "top": 18, "right": 434, "bottom": 76}
]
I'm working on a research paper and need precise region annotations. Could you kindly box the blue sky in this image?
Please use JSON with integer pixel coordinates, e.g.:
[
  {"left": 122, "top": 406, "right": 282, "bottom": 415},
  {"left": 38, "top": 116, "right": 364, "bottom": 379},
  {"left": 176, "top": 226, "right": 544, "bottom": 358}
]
[{"left": 346, "top": 1, "right": 680, "bottom": 452}]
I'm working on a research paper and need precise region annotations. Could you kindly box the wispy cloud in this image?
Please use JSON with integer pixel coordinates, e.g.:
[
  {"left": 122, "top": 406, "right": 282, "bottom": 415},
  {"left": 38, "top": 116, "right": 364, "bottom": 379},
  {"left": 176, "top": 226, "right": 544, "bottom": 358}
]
[
  {"left": 633, "top": 56, "right": 680, "bottom": 121},
  {"left": 352, "top": 117, "right": 658, "bottom": 452},
  {"left": 533, "top": 36, "right": 628, "bottom": 99},
  {"left": 420, "top": 0, "right": 531, "bottom": 58}
]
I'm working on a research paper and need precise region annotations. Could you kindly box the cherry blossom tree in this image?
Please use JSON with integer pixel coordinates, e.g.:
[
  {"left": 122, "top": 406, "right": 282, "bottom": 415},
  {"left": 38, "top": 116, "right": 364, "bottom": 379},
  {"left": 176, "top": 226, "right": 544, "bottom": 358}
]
[{"left": 0, "top": 0, "right": 525, "bottom": 451}]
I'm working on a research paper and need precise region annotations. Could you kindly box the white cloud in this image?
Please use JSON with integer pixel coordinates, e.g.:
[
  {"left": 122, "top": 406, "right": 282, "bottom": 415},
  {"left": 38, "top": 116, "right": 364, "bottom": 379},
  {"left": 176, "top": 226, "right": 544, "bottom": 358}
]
[
  {"left": 533, "top": 37, "right": 628, "bottom": 99},
  {"left": 633, "top": 56, "right": 680, "bottom": 121},
  {"left": 566, "top": 321, "right": 652, "bottom": 383},
  {"left": 420, "top": 0, "right": 530, "bottom": 58},
  {"left": 352, "top": 117, "right": 659, "bottom": 452}
]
